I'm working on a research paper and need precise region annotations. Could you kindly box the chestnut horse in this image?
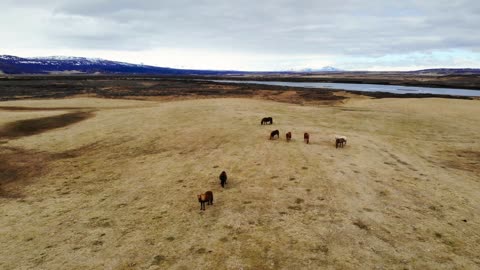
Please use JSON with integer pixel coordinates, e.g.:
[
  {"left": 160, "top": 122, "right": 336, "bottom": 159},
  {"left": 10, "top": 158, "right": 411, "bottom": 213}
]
[
  {"left": 219, "top": 171, "right": 227, "bottom": 188},
  {"left": 304, "top": 133, "right": 310, "bottom": 144},
  {"left": 270, "top": 130, "right": 280, "bottom": 140},
  {"left": 286, "top": 132, "right": 292, "bottom": 142},
  {"left": 198, "top": 191, "right": 214, "bottom": 211}
]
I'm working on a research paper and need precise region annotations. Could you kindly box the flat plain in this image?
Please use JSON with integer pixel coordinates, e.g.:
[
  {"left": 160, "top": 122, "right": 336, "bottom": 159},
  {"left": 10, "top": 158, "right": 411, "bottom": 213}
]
[{"left": 0, "top": 94, "right": 479, "bottom": 269}]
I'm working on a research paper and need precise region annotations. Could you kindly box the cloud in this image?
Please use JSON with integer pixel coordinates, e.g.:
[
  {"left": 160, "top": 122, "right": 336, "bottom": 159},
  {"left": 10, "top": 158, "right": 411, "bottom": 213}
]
[{"left": 0, "top": 0, "right": 479, "bottom": 70}]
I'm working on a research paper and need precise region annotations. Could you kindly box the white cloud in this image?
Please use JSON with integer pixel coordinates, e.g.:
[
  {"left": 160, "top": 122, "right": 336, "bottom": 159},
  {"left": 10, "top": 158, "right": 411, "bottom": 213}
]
[{"left": 1, "top": 0, "right": 479, "bottom": 70}]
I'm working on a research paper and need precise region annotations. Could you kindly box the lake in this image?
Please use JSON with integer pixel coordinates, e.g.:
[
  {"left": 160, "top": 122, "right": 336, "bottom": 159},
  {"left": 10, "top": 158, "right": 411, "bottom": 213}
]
[{"left": 210, "top": 80, "right": 480, "bottom": 97}]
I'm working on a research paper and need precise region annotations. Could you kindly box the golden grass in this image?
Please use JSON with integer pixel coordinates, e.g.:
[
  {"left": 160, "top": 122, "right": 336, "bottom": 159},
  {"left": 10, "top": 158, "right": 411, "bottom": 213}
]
[{"left": 0, "top": 97, "right": 479, "bottom": 269}]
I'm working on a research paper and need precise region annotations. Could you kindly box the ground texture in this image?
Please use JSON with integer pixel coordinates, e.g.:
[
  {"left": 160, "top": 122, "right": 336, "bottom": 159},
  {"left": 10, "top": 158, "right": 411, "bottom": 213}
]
[{"left": 0, "top": 97, "right": 479, "bottom": 269}]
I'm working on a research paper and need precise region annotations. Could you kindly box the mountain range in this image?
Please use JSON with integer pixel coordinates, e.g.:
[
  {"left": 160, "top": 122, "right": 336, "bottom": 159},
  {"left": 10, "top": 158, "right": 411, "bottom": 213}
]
[
  {"left": 1, "top": 55, "right": 479, "bottom": 75},
  {"left": 0, "top": 55, "right": 240, "bottom": 75}
]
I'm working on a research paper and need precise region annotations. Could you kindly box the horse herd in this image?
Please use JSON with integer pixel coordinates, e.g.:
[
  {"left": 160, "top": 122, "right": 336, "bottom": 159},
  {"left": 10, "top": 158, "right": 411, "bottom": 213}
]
[
  {"left": 264, "top": 117, "right": 347, "bottom": 148},
  {"left": 198, "top": 116, "right": 348, "bottom": 211},
  {"left": 270, "top": 129, "right": 311, "bottom": 144}
]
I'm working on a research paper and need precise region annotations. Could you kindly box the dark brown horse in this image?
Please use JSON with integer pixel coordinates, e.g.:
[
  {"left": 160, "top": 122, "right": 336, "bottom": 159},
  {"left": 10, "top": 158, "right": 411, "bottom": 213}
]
[
  {"left": 270, "top": 130, "right": 280, "bottom": 140},
  {"left": 219, "top": 171, "right": 227, "bottom": 188},
  {"left": 304, "top": 133, "right": 310, "bottom": 144},
  {"left": 286, "top": 132, "right": 292, "bottom": 142},
  {"left": 261, "top": 117, "right": 273, "bottom": 125},
  {"left": 335, "top": 138, "right": 347, "bottom": 148},
  {"left": 198, "top": 191, "right": 214, "bottom": 211}
]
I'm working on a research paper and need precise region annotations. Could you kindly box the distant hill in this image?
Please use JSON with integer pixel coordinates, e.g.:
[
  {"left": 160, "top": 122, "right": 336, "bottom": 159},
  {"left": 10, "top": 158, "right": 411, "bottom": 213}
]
[
  {"left": 0, "top": 55, "right": 244, "bottom": 75},
  {"left": 410, "top": 68, "right": 480, "bottom": 75}
]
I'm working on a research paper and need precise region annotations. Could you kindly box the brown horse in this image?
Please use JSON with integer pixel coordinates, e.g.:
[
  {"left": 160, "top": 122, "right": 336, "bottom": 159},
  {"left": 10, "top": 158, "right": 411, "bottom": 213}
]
[
  {"left": 219, "top": 171, "right": 227, "bottom": 188},
  {"left": 304, "top": 133, "right": 310, "bottom": 144},
  {"left": 270, "top": 130, "right": 280, "bottom": 140},
  {"left": 198, "top": 191, "right": 214, "bottom": 211},
  {"left": 286, "top": 132, "right": 292, "bottom": 142},
  {"left": 335, "top": 138, "right": 347, "bottom": 148}
]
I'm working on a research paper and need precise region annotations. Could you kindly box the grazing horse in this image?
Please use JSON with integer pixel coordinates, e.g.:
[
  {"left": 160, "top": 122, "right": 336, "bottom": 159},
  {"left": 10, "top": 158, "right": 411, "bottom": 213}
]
[
  {"left": 219, "top": 171, "right": 227, "bottom": 188},
  {"left": 261, "top": 117, "right": 273, "bottom": 125},
  {"left": 286, "top": 132, "right": 292, "bottom": 142},
  {"left": 335, "top": 138, "right": 347, "bottom": 148},
  {"left": 198, "top": 191, "right": 214, "bottom": 211},
  {"left": 335, "top": 135, "right": 347, "bottom": 148},
  {"left": 270, "top": 130, "right": 280, "bottom": 140},
  {"left": 304, "top": 133, "right": 310, "bottom": 144}
]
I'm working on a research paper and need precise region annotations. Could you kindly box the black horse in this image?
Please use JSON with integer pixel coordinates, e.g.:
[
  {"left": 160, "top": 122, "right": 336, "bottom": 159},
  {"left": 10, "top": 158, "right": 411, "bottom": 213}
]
[
  {"left": 219, "top": 171, "right": 227, "bottom": 188},
  {"left": 270, "top": 130, "right": 280, "bottom": 140},
  {"left": 261, "top": 117, "right": 273, "bottom": 125}
]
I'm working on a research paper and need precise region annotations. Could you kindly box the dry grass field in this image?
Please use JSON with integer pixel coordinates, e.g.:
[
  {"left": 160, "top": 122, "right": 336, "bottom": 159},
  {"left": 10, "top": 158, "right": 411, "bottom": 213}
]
[{"left": 0, "top": 96, "right": 479, "bottom": 269}]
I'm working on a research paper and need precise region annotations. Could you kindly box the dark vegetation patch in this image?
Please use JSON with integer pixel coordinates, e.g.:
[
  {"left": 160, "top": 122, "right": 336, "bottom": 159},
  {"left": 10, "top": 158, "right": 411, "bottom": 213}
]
[
  {"left": 0, "top": 142, "right": 100, "bottom": 198},
  {"left": 440, "top": 150, "right": 480, "bottom": 174},
  {"left": 0, "top": 76, "right": 346, "bottom": 103},
  {"left": 353, "top": 220, "right": 369, "bottom": 231},
  {"left": 0, "top": 147, "right": 52, "bottom": 198},
  {"left": 1, "top": 75, "right": 473, "bottom": 104},
  {"left": 0, "top": 106, "right": 92, "bottom": 111},
  {"left": 151, "top": 255, "right": 166, "bottom": 265},
  {"left": 297, "top": 89, "right": 345, "bottom": 101},
  {"left": 0, "top": 111, "right": 94, "bottom": 139},
  {"left": 295, "top": 198, "right": 304, "bottom": 204}
]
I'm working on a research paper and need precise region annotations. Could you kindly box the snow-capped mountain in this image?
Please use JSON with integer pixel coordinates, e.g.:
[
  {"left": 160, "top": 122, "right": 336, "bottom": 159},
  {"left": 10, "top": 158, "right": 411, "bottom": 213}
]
[
  {"left": 0, "top": 55, "right": 234, "bottom": 75},
  {"left": 295, "top": 66, "right": 342, "bottom": 72}
]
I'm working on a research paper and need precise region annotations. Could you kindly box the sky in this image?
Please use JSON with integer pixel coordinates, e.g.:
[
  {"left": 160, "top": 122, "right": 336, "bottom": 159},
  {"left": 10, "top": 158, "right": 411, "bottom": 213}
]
[{"left": 1, "top": 0, "right": 479, "bottom": 71}]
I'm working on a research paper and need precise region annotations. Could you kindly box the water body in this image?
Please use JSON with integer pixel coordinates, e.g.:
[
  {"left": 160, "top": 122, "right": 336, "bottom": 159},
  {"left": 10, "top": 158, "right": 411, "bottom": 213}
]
[{"left": 210, "top": 80, "right": 480, "bottom": 97}]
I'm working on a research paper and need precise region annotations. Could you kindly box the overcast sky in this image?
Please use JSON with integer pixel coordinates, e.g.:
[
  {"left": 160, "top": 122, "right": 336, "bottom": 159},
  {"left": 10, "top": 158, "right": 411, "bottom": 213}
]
[{"left": 1, "top": 0, "right": 479, "bottom": 71}]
